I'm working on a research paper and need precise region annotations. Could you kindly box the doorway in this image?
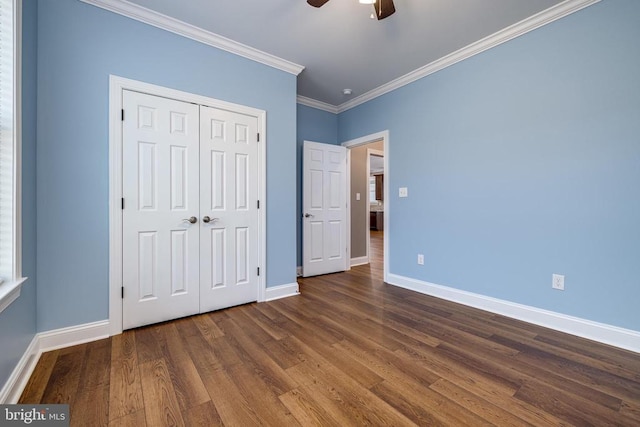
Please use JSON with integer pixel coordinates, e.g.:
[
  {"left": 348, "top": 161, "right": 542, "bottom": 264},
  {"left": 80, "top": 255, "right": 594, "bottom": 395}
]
[{"left": 343, "top": 131, "right": 389, "bottom": 283}]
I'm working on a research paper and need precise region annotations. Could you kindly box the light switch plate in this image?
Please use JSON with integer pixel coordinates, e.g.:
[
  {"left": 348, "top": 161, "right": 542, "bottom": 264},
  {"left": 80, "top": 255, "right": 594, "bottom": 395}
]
[
  {"left": 356, "top": 193, "right": 360, "bottom": 201},
  {"left": 399, "top": 187, "right": 408, "bottom": 198}
]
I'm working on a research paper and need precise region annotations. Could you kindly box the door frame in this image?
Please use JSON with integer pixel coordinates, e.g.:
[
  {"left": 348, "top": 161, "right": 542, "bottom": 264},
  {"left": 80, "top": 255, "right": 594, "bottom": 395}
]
[
  {"left": 108, "top": 75, "right": 267, "bottom": 336},
  {"left": 366, "top": 148, "right": 384, "bottom": 263},
  {"left": 343, "top": 130, "right": 389, "bottom": 283}
]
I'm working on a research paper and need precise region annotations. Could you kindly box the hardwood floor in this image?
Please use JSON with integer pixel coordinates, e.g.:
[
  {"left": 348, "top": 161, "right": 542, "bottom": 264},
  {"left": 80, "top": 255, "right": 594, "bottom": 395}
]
[{"left": 20, "top": 230, "right": 640, "bottom": 426}]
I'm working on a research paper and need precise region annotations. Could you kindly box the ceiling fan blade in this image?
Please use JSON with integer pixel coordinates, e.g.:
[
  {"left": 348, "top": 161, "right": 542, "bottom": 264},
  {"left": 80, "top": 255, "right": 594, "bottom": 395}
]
[
  {"left": 374, "top": 0, "right": 396, "bottom": 20},
  {"left": 307, "top": 0, "right": 330, "bottom": 7}
]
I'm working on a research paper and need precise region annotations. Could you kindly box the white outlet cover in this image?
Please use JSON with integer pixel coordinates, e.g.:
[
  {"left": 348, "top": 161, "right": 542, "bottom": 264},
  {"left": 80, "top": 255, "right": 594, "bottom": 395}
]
[
  {"left": 399, "top": 187, "right": 408, "bottom": 198},
  {"left": 356, "top": 192, "right": 360, "bottom": 201},
  {"left": 552, "top": 274, "right": 565, "bottom": 290},
  {"left": 417, "top": 254, "right": 424, "bottom": 265}
]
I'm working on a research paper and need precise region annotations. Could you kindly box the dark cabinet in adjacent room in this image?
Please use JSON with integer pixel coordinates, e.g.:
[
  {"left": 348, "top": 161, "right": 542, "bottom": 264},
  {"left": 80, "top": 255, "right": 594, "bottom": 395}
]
[
  {"left": 374, "top": 174, "right": 383, "bottom": 201},
  {"left": 370, "top": 211, "right": 383, "bottom": 231}
]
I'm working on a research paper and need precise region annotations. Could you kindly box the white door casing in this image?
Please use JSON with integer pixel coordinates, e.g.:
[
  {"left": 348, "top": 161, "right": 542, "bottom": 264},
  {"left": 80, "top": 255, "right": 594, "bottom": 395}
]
[
  {"left": 302, "top": 141, "right": 348, "bottom": 277},
  {"left": 122, "top": 90, "right": 200, "bottom": 329},
  {"left": 199, "top": 106, "right": 260, "bottom": 312}
]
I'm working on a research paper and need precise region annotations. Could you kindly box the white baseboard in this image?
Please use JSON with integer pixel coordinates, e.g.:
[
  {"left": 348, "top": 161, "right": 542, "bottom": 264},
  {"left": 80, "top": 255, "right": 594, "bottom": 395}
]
[
  {"left": 37, "top": 320, "right": 110, "bottom": 353},
  {"left": 387, "top": 273, "right": 640, "bottom": 354},
  {"left": 0, "top": 335, "right": 39, "bottom": 404},
  {"left": 350, "top": 256, "right": 369, "bottom": 267},
  {"left": 265, "top": 282, "right": 300, "bottom": 302},
  {"left": 0, "top": 320, "right": 110, "bottom": 404}
]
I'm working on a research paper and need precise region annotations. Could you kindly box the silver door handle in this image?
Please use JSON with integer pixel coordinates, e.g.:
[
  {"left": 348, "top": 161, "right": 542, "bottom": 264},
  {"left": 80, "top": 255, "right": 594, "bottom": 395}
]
[
  {"left": 202, "top": 216, "right": 219, "bottom": 223},
  {"left": 304, "top": 213, "right": 313, "bottom": 218},
  {"left": 183, "top": 216, "right": 197, "bottom": 224}
]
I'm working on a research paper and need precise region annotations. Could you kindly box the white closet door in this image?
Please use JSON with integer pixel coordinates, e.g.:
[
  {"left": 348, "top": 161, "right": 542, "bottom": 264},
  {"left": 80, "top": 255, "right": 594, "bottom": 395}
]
[
  {"left": 122, "top": 90, "right": 200, "bottom": 329},
  {"left": 199, "top": 106, "right": 260, "bottom": 312}
]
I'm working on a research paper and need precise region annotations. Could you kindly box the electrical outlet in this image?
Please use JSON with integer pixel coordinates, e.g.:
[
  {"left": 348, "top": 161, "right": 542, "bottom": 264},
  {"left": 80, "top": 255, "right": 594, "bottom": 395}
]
[
  {"left": 399, "top": 187, "right": 408, "bottom": 198},
  {"left": 356, "top": 192, "right": 361, "bottom": 201},
  {"left": 417, "top": 254, "right": 424, "bottom": 265},
  {"left": 552, "top": 274, "right": 565, "bottom": 291}
]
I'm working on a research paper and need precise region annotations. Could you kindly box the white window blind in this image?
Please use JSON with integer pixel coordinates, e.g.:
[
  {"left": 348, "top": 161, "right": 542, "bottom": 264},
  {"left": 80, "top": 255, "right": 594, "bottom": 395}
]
[{"left": 0, "top": 0, "right": 15, "bottom": 284}]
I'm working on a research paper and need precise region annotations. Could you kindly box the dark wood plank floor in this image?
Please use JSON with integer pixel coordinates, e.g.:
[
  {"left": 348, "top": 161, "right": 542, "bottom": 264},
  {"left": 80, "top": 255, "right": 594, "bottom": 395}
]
[{"left": 20, "top": 230, "right": 640, "bottom": 426}]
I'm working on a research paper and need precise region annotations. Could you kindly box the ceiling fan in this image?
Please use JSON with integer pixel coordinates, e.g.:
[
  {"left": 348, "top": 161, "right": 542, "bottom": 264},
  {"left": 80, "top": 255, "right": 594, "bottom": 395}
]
[{"left": 307, "top": 0, "right": 396, "bottom": 21}]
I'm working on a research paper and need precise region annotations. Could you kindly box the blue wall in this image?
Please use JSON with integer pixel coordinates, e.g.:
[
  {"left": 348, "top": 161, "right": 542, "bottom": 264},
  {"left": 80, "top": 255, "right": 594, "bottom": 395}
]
[
  {"left": 0, "top": 0, "right": 38, "bottom": 389},
  {"left": 35, "top": 0, "right": 297, "bottom": 331},
  {"left": 338, "top": 0, "right": 640, "bottom": 331},
  {"left": 296, "top": 104, "right": 339, "bottom": 267}
]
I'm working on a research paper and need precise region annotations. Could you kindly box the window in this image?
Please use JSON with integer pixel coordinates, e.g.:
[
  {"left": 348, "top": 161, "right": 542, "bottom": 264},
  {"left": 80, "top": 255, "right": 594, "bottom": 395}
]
[
  {"left": 0, "top": 0, "right": 23, "bottom": 313},
  {"left": 369, "top": 176, "right": 376, "bottom": 204}
]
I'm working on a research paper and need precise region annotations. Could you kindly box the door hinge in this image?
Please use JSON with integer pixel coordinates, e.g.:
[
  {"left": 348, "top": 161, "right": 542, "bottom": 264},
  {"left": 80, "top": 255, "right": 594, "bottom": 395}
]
[
  {"left": 257, "top": 133, "right": 260, "bottom": 142},
  {"left": 121, "top": 109, "right": 124, "bottom": 121},
  {"left": 257, "top": 200, "right": 260, "bottom": 209},
  {"left": 121, "top": 286, "right": 124, "bottom": 299},
  {"left": 257, "top": 267, "right": 260, "bottom": 276},
  {"left": 121, "top": 198, "right": 124, "bottom": 210}
]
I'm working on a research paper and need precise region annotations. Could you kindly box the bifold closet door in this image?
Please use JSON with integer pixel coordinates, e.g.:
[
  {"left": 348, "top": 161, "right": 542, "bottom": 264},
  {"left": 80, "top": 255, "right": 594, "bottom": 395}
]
[
  {"left": 122, "top": 91, "right": 261, "bottom": 329},
  {"left": 122, "top": 90, "right": 200, "bottom": 330},
  {"left": 199, "top": 106, "right": 260, "bottom": 313}
]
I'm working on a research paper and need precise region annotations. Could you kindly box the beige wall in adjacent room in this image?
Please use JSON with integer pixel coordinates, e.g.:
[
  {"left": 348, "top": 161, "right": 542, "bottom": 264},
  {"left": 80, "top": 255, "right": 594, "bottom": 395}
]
[{"left": 350, "top": 140, "right": 383, "bottom": 259}]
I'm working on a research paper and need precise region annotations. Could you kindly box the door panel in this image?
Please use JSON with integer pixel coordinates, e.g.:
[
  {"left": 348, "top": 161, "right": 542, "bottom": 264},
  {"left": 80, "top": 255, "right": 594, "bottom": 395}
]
[
  {"left": 199, "top": 106, "right": 259, "bottom": 312},
  {"left": 303, "top": 141, "right": 347, "bottom": 277},
  {"left": 122, "top": 90, "right": 200, "bottom": 329}
]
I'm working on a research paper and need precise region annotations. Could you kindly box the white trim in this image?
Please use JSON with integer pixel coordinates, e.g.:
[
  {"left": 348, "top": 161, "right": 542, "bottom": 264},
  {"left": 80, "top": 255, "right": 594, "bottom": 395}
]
[
  {"left": 366, "top": 148, "right": 383, "bottom": 262},
  {"left": 342, "top": 131, "right": 388, "bottom": 149},
  {"left": 345, "top": 148, "right": 351, "bottom": 271},
  {"left": 336, "top": 0, "right": 600, "bottom": 113},
  {"left": 13, "top": 0, "right": 22, "bottom": 282},
  {"left": 80, "top": 0, "right": 303, "bottom": 76},
  {"left": 37, "top": 320, "right": 110, "bottom": 353},
  {"left": 296, "top": 96, "right": 338, "bottom": 114},
  {"left": 342, "top": 131, "right": 389, "bottom": 283},
  {"left": 0, "top": 277, "right": 26, "bottom": 314},
  {"left": 109, "top": 75, "right": 267, "bottom": 336},
  {"left": 350, "top": 256, "right": 369, "bottom": 267},
  {"left": 0, "top": 0, "right": 23, "bottom": 307},
  {"left": 265, "top": 283, "right": 300, "bottom": 302},
  {"left": 108, "top": 76, "right": 123, "bottom": 337},
  {"left": 0, "top": 320, "right": 110, "bottom": 403},
  {"left": 387, "top": 273, "right": 640, "bottom": 354},
  {"left": 0, "top": 334, "right": 37, "bottom": 404}
]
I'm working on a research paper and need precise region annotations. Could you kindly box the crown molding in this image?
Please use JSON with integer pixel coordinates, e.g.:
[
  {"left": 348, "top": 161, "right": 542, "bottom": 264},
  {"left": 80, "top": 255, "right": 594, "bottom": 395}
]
[
  {"left": 80, "top": 0, "right": 304, "bottom": 76},
  {"left": 337, "top": 0, "right": 600, "bottom": 113},
  {"left": 296, "top": 95, "right": 339, "bottom": 114}
]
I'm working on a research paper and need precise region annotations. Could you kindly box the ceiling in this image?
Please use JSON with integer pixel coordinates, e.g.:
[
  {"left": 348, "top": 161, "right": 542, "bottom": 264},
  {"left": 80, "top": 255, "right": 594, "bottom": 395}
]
[{"left": 125, "top": 0, "right": 564, "bottom": 107}]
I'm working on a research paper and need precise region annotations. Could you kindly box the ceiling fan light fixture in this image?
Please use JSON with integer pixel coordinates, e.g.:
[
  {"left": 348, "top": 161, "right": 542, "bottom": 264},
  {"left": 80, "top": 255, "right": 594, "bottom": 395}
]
[{"left": 359, "top": 0, "right": 376, "bottom": 4}]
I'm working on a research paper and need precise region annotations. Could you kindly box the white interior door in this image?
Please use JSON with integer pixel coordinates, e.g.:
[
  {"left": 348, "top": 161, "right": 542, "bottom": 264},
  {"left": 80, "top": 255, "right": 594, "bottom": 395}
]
[
  {"left": 122, "top": 90, "right": 200, "bottom": 329},
  {"left": 303, "top": 141, "right": 348, "bottom": 277},
  {"left": 199, "top": 106, "right": 260, "bottom": 311}
]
